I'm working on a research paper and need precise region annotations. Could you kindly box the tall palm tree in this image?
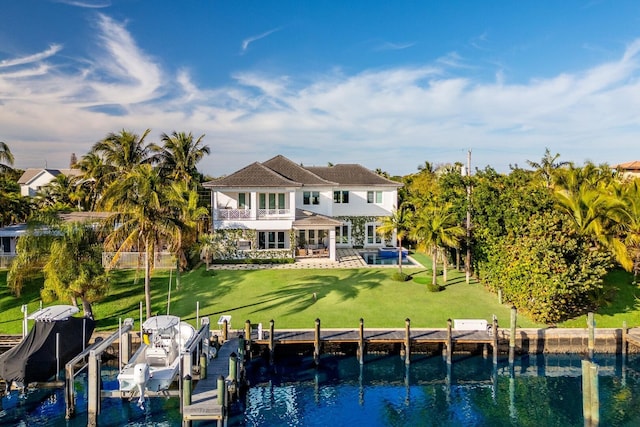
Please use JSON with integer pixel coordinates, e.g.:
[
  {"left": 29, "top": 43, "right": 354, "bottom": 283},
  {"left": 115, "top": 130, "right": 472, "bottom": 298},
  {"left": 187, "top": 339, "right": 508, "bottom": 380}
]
[
  {"left": 100, "top": 164, "right": 185, "bottom": 319},
  {"left": 91, "top": 129, "right": 152, "bottom": 185},
  {"left": 150, "top": 131, "right": 209, "bottom": 188},
  {"left": 0, "top": 141, "right": 15, "bottom": 173},
  {"left": 554, "top": 170, "right": 632, "bottom": 271},
  {"left": 620, "top": 178, "right": 640, "bottom": 282},
  {"left": 377, "top": 205, "right": 412, "bottom": 276},
  {"left": 526, "top": 148, "right": 570, "bottom": 188},
  {"left": 411, "top": 203, "right": 465, "bottom": 285}
]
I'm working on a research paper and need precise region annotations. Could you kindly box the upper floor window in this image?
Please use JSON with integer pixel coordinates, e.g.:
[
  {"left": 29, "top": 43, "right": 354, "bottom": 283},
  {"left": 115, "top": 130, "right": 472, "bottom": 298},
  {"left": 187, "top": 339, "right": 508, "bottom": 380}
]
[
  {"left": 238, "top": 193, "right": 250, "bottom": 208},
  {"left": 367, "top": 191, "right": 382, "bottom": 204},
  {"left": 303, "top": 191, "right": 320, "bottom": 205},
  {"left": 333, "top": 190, "right": 349, "bottom": 204}
]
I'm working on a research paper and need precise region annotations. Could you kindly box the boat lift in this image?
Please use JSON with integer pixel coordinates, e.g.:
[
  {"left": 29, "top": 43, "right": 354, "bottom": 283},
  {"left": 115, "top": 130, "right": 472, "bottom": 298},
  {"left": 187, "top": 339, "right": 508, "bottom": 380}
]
[{"left": 64, "top": 317, "right": 213, "bottom": 426}]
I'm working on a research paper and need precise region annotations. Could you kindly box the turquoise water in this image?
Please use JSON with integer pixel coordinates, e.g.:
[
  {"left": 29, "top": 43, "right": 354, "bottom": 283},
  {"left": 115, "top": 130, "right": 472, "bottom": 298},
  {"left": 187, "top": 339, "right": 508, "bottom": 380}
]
[{"left": 3, "top": 353, "right": 640, "bottom": 426}]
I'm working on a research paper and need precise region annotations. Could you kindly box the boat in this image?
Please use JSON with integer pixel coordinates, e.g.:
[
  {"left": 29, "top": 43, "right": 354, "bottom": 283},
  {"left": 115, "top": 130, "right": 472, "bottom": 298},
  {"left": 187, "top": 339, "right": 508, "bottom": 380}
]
[
  {"left": 117, "top": 315, "right": 195, "bottom": 398},
  {"left": 0, "top": 305, "right": 95, "bottom": 389},
  {"left": 377, "top": 246, "right": 409, "bottom": 258}
]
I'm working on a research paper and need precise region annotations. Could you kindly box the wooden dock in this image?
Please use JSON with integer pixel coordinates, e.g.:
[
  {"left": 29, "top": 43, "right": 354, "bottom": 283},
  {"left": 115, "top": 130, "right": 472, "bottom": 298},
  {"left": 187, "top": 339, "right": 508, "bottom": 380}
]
[{"left": 182, "top": 337, "right": 239, "bottom": 423}]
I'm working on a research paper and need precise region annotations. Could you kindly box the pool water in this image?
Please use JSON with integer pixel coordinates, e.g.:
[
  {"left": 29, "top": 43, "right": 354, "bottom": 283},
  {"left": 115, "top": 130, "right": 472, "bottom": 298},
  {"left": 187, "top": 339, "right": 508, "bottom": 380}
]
[
  {"left": 360, "top": 251, "right": 417, "bottom": 266},
  {"left": 3, "top": 354, "right": 640, "bottom": 426}
]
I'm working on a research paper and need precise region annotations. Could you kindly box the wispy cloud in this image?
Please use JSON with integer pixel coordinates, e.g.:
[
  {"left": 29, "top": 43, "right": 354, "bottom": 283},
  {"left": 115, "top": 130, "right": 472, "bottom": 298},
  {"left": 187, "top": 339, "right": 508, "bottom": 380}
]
[
  {"left": 241, "top": 27, "right": 281, "bottom": 54},
  {"left": 53, "top": 0, "right": 111, "bottom": 8},
  {"left": 0, "top": 44, "right": 62, "bottom": 68},
  {"left": 375, "top": 41, "right": 415, "bottom": 51}
]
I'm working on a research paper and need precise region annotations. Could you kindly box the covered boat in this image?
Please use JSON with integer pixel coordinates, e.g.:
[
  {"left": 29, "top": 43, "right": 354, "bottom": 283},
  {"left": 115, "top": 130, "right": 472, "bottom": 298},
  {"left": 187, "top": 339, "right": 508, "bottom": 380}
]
[
  {"left": 117, "top": 315, "right": 195, "bottom": 396},
  {"left": 0, "top": 305, "right": 95, "bottom": 387}
]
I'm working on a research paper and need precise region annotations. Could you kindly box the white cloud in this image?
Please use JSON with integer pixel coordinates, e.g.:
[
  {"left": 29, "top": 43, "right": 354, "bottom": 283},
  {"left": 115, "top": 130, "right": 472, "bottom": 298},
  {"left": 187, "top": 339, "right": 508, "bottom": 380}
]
[
  {"left": 2, "top": 14, "right": 640, "bottom": 177},
  {"left": 241, "top": 28, "right": 281, "bottom": 54}
]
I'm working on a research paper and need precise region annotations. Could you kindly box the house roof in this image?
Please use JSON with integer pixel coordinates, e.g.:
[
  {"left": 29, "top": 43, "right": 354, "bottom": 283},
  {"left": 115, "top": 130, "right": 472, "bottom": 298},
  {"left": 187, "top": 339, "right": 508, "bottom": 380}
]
[
  {"left": 18, "top": 168, "right": 82, "bottom": 185},
  {"left": 203, "top": 162, "right": 302, "bottom": 188},
  {"left": 305, "top": 164, "right": 402, "bottom": 187},
  {"left": 615, "top": 161, "right": 640, "bottom": 171},
  {"left": 262, "top": 155, "right": 336, "bottom": 186},
  {"left": 204, "top": 155, "right": 403, "bottom": 188},
  {"left": 293, "top": 209, "right": 343, "bottom": 228}
]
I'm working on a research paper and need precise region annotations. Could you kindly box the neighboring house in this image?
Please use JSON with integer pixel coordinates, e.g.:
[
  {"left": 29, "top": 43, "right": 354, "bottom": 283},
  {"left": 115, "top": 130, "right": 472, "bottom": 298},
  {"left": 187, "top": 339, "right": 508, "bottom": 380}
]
[
  {"left": 17, "top": 168, "right": 82, "bottom": 197},
  {"left": 614, "top": 161, "right": 640, "bottom": 180},
  {"left": 202, "top": 155, "right": 402, "bottom": 261}
]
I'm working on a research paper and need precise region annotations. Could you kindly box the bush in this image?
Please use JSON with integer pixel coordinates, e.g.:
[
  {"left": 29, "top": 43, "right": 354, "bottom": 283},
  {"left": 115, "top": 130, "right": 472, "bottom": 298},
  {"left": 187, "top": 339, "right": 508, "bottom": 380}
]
[
  {"left": 210, "top": 258, "right": 295, "bottom": 265},
  {"left": 391, "top": 272, "right": 410, "bottom": 282},
  {"left": 426, "top": 282, "right": 444, "bottom": 292}
]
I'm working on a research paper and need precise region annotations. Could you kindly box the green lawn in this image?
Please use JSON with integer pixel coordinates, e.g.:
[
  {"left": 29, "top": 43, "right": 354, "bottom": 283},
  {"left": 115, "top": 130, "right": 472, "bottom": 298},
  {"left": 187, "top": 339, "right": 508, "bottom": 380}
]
[{"left": 1, "top": 255, "right": 639, "bottom": 333}]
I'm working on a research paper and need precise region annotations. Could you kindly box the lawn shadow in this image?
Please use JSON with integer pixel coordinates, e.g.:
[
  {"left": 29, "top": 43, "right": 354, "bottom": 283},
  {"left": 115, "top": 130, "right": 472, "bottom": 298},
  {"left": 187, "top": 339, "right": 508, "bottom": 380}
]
[{"left": 250, "top": 269, "right": 387, "bottom": 316}]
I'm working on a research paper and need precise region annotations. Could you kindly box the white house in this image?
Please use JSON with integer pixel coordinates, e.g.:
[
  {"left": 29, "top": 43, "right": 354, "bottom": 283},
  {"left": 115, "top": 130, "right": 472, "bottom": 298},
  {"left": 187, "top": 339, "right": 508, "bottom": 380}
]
[
  {"left": 17, "top": 168, "right": 83, "bottom": 197},
  {"left": 202, "top": 155, "right": 402, "bottom": 261}
]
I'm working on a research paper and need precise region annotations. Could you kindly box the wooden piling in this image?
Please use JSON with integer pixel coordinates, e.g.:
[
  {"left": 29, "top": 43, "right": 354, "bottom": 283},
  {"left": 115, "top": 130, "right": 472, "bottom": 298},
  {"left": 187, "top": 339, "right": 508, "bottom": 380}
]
[
  {"left": 222, "top": 319, "right": 229, "bottom": 342},
  {"left": 509, "top": 306, "right": 517, "bottom": 364},
  {"left": 492, "top": 315, "right": 498, "bottom": 365},
  {"left": 358, "top": 318, "right": 365, "bottom": 365},
  {"left": 183, "top": 374, "right": 192, "bottom": 406},
  {"left": 217, "top": 375, "right": 226, "bottom": 406},
  {"left": 228, "top": 352, "right": 238, "bottom": 382},
  {"left": 269, "top": 319, "right": 275, "bottom": 364},
  {"left": 314, "top": 318, "right": 321, "bottom": 366},
  {"left": 200, "top": 352, "right": 207, "bottom": 380},
  {"left": 244, "top": 320, "right": 252, "bottom": 356},
  {"left": 446, "top": 319, "right": 452, "bottom": 365},
  {"left": 587, "top": 312, "right": 595, "bottom": 359},
  {"left": 582, "top": 359, "right": 592, "bottom": 424},
  {"left": 622, "top": 321, "right": 628, "bottom": 363},
  {"left": 404, "top": 318, "right": 411, "bottom": 365},
  {"left": 590, "top": 362, "right": 600, "bottom": 426},
  {"left": 87, "top": 350, "right": 100, "bottom": 427}
]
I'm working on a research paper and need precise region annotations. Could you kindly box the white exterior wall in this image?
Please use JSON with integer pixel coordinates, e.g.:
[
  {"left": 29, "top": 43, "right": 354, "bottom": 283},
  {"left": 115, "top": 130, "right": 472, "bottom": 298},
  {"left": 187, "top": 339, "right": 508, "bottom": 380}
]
[
  {"left": 20, "top": 171, "right": 56, "bottom": 197},
  {"left": 330, "top": 187, "right": 397, "bottom": 217},
  {"left": 295, "top": 188, "right": 334, "bottom": 216}
]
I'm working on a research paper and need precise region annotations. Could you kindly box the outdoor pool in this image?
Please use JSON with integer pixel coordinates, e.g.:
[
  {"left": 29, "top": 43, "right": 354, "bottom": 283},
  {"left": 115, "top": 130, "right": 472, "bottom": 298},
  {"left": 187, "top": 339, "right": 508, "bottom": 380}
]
[
  {"left": 3, "top": 353, "right": 640, "bottom": 426},
  {"left": 359, "top": 251, "right": 418, "bottom": 266}
]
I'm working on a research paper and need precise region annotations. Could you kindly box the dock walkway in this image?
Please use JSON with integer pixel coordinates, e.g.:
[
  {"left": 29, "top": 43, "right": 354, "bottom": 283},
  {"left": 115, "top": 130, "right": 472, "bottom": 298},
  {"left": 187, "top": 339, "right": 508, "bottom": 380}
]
[{"left": 182, "top": 337, "right": 238, "bottom": 423}]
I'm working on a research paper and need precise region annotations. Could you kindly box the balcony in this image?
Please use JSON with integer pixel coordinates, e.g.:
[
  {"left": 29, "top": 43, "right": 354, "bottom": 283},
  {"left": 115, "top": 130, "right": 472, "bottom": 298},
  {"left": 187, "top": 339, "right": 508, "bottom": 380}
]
[{"left": 215, "top": 208, "right": 292, "bottom": 221}]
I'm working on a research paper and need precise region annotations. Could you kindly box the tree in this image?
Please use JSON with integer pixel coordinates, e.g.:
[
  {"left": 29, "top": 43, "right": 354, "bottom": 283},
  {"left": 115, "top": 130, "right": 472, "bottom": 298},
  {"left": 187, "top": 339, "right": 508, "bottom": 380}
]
[
  {"left": 100, "top": 164, "right": 185, "bottom": 319},
  {"left": 377, "top": 205, "right": 412, "bottom": 276},
  {"left": 526, "top": 148, "right": 570, "bottom": 188},
  {"left": 0, "top": 141, "right": 15, "bottom": 173},
  {"left": 411, "top": 203, "right": 465, "bottom": 285},
  {"left": 620, "top": 178, "right": 640, "bottom": 282},
  {"left": 150, "top": 131, "right": 209, "bottom": 188},
  {"left": 90, "top": 128, "right": 152, "bottom": 186},
  {"left": 7, "top": 218, "right": 108, "bottom": 318}
]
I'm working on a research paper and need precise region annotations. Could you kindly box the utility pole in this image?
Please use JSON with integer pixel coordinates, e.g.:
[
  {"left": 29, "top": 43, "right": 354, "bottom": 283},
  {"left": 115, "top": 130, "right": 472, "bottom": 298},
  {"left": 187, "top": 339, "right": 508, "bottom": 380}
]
[{"left": 465, "top": 149, "right": 472, "bottom": 284}]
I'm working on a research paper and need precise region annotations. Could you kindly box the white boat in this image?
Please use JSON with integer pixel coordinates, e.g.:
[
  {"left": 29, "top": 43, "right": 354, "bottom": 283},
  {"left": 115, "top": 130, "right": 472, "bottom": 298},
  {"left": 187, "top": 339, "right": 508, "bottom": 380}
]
[{"left": 117, "top": 315, "right": 195, "bottom": 398}]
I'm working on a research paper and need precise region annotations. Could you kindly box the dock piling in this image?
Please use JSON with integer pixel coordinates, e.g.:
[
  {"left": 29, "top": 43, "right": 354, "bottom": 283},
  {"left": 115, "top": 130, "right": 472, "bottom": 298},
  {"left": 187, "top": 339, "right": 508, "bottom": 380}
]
[
  {"left": 509, "top": 307, "right": 517, "bottom": 364},
  {"left": 358, "top": 318, "right": 365, "bottom": 365},
  {"left": 587, "top": 312, "right": 595, "bottom": 359},
  {"left": 404, "top": 318, "right": 411, "bottom": 365},
  {"left": 269, "top": 319, "right": 275, "bottom": 364},
  {"left": 314, "top": 318, "right": 321, "bottom": 366},
  {"left": 222, "top": 319, "right": 228, "bottom": 342},
  {"left": 446, "top": 319, "right": 452, "bottom": 365},
  {"left": 492, "top": 315, "right": 498, "bottom": 365}
]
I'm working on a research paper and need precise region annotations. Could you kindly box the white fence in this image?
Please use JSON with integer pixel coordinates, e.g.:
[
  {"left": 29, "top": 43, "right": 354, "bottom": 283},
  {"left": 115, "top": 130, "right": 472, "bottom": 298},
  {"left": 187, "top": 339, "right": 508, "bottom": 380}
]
[
  {"left": 102, "top": 252, "right": 176, "bottom": 269},
  {"left": 0, "top": 254, "right": 16, "bottom": 269}
]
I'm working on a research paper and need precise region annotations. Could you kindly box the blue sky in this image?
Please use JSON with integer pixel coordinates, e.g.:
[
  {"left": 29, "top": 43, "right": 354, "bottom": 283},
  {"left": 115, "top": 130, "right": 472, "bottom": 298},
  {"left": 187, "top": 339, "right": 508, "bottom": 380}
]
[{"left": 2, "top": 1, "right": 640, "bottom": 176}]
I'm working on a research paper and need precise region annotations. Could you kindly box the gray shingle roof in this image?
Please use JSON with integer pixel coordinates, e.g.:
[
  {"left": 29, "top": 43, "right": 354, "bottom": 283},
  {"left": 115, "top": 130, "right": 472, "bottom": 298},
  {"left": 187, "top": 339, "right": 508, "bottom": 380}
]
[
  {"left": 293, "top": 209, "right": 343, "bottom": 227},
  {"left": 305, "top": 164, "right": 402, "bottom": 187},
  {"left": 203, "top": 162, "right": 302, "bottom": 188},
  {"left": 263, "top": 155, "right": 336, "bottom": 186}
]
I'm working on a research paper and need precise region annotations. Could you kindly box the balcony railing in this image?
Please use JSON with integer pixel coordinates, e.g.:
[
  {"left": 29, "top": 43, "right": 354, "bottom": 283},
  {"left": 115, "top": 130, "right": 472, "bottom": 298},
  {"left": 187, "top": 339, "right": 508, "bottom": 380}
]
[{"left": 215, "top": 208, "right": 292, "bottom": 220}]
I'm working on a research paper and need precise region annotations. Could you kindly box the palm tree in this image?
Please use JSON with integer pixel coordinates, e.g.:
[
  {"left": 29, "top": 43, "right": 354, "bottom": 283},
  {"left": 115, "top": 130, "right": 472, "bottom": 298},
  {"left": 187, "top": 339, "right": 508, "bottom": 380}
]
[
  {"left": 100, "top": 164, "right": 185, "bottom": 319},
  {"left": 377, "top": 205, "right": 412, "bottom": 276},
  {"left": 411, "top": 203, "right": 465, "bottom": 285},
  {"left": 526, "top": 148, "right": 570, "bottom": 188},
  {"left": 90, "top": 129, "right": 152, "bottom": 185},
  {"left": 150, "top": 131, "right": 209, "bottom": 188},
  {"left": 7, "top": 218, "right": 108, "bottom": 318},
  {"left": 620, "top": 178, "right": 640, "bottom": 282},
  {"left": 554, "top": 170, "right": 632, "bottom": 271},
  {"left": 0, "top": 141, "right": 15, "bottom": 173}
]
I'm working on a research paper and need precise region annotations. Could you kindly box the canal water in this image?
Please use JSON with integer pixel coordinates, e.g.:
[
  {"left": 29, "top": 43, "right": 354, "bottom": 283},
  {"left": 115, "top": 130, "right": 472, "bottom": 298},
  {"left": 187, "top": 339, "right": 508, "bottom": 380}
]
[{"left": 3, "top": 353, "right": 640, "bottom": 426}]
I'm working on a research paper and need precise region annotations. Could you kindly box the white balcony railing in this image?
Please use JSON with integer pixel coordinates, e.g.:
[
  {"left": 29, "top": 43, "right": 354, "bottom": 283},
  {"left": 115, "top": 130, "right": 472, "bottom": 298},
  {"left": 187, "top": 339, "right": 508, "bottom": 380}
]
[{"left": 215, "top": 208, "right": 292, "bottom": 220}]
